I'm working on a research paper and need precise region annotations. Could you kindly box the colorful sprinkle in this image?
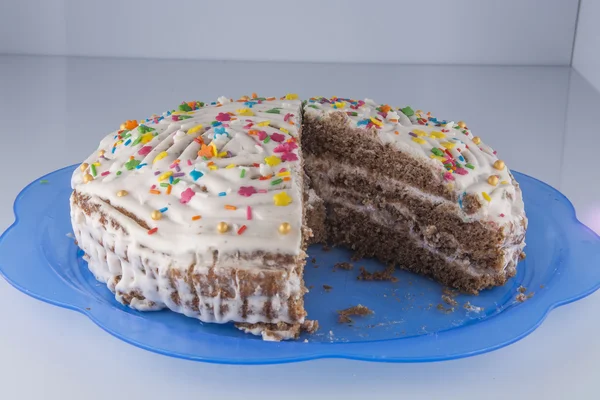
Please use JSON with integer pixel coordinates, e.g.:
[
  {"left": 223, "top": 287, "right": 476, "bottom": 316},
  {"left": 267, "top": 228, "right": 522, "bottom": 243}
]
[
  {"left": 192, "top": 215, "right": 201, "bottom": 221},
  {"left": 246, "top": 206, "right": 252, "bottom": 220},
  {"left": 147, "top": 227, "right": 158, "bottom": 235},
  {"left": 482, "top": 192, "right": 491, "bottom": 202},
  {"left": 273, "top": 191, "right": 292, "bottom": 206},
  {"left": 225, "top": 205, "right": 237, "bottom": 210},
  {"left": 237, "top": 225, "right": 247, "bottom": 235}
]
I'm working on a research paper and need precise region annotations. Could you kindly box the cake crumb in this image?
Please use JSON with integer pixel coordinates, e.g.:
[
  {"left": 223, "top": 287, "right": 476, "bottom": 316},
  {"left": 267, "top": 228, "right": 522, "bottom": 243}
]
[
  {"left": 442, "top": 294, "right": 458, "bottom": 307},
  {"left": 516, "top": 293, "right": 527, "bottom": 302},
  {"left": 540, "top": 284, "right": 545, "bottom": 289},
  {"left": 518, "top": 285, "right": 527, "bottom": 293},
  {"left": 357, "top": 265, "right": 397, "bottom": 282},
  {"left": 322, "top": 244, "right": 331, "bottom": 252},
  {"left": 337, "top": 304, "right": 374, "bottom": 324},
  {"left": 308, "top": 285, "right": 314, "bottom": 290},
  {"left": 334, "top": 262, "right": 353, "bottom": 271},
  {"left": 436, "top": 303, "right": 455, "bottom": 314},
  {"left": 313, "top": 264, "right": 319, "bottom": 268},
  {"left": 463, "top": 301, "right": 483, "bottom": 313},
  {"left": 323, "top": 284, "right": 333, "bottom": 292},
  {"left": 311, "top": 257, "right": 316, "bottom": 264},
  {"left": 235, "top": 320, "right": 319, "bottom": 341}
]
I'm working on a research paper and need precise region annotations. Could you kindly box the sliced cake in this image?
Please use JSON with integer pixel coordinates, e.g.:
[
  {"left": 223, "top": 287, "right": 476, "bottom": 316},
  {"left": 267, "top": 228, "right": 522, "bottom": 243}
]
[{"left": 302, "top": 97, "right": 527, "bottom": 294}]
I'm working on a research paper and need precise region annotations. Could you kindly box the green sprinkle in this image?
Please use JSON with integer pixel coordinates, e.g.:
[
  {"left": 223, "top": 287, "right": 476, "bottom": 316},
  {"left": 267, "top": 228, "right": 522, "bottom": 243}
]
[
  {"left": 179, "top": 103, "right": 192, "bottom": 112},
  {"left": 240, "top": 169, "right": 246, "bottom": 178},
  {"left": 39, "top": 179, "right": 49, "bottom": 184},
  {"left": 465, "top": 163, "right": 475, "bottom": 169},
  {"left": 137, "top": 125, "right": 154, "bottom": 133},
  {"left": 347, "top": 111, "right": 358, "bottom": 116},
  {"left": 125, "top": 159, "right": 140, "bottom": 170},
  {"left": 265, "top": 108, "right": 281, "bottom": 114},
  {"left": 116, "top": 171, "right": 122, "bottom": 176},
  {"left": 308, "top": 105, "right": 319, "bottom": 109},
  {"left": 271, "top": 178, "right": 283, "bottom": 186},
  {"left": 90, "top": 164, "right": 97, "bottom": 177},
  {"left": 160, "top": 183, "right": 169, "bottom": 187},
  {"left": 263, "top": 136, "right": 271, "bottom": 144},
  {"left": 172, "top": 178, "right": 181, "bottom": 185},
  {"left": 443, "top": 163, "right": 453, "bottom": 169},
  {"left": 178, "top": 115, "right": 192, "bottom": 120},
  {"left": 455, "top": 162, "right": 463, "bottom": 169},
  {"left": 132, "top": 136, "right": 142, "bottom": 146},
  {"left": 400, "top": 106, "right": 414, "bottom": 117},
  {"left": 202, "top": 156, "right": 208, "bottom": 161},
  {"left": 431, "top": 148, "right": 444, "bottom": 157}
]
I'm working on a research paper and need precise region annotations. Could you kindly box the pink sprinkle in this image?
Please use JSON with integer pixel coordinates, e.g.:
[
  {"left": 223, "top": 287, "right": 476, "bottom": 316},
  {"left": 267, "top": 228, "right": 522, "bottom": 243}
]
[
  {"left": 101, "top": 171, "right": 110, "bottom": 176},
  {"left": 283, "top": 113, "right": 292, "bottom": 122},
  {"left": 378, "top": 111, "right": 387, "bottom": 118},
  {"left": 151, "top": 184, "right": 156, "bottom": 189},
  {"left": 455, "top": 168, "right": 468, "bottom": 175},
  {"left": 172, "top": 115, "right": 180, "bottom": 121},
  {"left": 281, "top": 152, "right": 298, "bottom": 162},
  {"left": 493, "top": 150, "right": 497, "bottom": 155},
  {"left": 270, "top": 132, "right": 285, "bottom": 142},
  {"left": 500, "top": 213, "right": 505, "bottom": 217},
  {"left": 238, "top": 186, "right": 257, "bottom": 197},
  {"left": 187, "top": 159, "right": 192, "bottom": 166},
  {"left": 257, "top": 130, "right": 268, "bottom": 140},
  {"left": 273, "top": 142, "right": 298, "bottom": 153},
  {"left": 138, "top": 146, "right": 152, "bottom": 156},
  {"left": 154, "top": 171, "right": 161, "bottom": 176},
  {"left": 243, "top": 123, "right": 253, "bottom": 129},
  {"left": 279, "top": 168, "right": 287, "bottom": 173},
  {"left": 215, "top": 112, "right": 231, "bottom": 122},
  {"left": 180, "top": 188, "right": 195, "bottom": 204},
  {"left": 246, "top": 206, "right": 252, "bottom": 220},
  {"left": 443, "top": 172, "right": 455, "bottom": 181},
  {"left": 257, "top": 189, "right": 268, "bottom": 194}
]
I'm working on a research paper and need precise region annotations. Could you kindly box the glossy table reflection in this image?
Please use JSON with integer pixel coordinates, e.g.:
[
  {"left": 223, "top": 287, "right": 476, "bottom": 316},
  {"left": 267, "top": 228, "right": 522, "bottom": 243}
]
[{"left": 0, "top": 55, "right": 599, "bottom": 399}]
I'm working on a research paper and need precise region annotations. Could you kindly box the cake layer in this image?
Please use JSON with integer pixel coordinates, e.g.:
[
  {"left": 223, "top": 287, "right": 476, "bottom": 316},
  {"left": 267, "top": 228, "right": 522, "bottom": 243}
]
[
  {"left": 326, "top": 202, "right": 517, "bottom": 293},
  {"left": 304, "top": 154, "right": 525, "bottom": 271}
]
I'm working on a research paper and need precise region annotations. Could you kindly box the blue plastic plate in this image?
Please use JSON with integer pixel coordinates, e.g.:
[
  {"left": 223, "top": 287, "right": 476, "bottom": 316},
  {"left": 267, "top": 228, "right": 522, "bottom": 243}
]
[{"left": 1, "top": 165, "right": 599, "bottom": 364}]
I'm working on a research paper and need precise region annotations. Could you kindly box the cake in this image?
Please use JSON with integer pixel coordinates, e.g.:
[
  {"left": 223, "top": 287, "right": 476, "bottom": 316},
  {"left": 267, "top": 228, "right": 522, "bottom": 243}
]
[{"left": 70, "top": 94, "right": 527, "bottom": 341}]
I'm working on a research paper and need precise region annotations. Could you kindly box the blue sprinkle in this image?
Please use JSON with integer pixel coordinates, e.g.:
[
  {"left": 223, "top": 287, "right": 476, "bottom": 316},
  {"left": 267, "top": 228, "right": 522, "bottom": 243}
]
[
  {"left": 136, "top": 163, "right": 147, "bottom": 169},
  {"left": 211, "top": 101, "right": 217, "bottom": 105},
  {"left": 166, "top": 111, "right": 171, "bottom": 116},
  {"left": 244, "top": 101, "right": 255, "bottom": 108},
  {"left": 458, "top": 155, "right": 465, "bottom": 162},
  {"left": 214, "top": 126, "right": 228, "bottom": 137},
  {"left": 111, "top": 147, "right": 116, "bottom": 154},
  {"left": 159, "top": 207, "right": 168, "bottom": 213},
  {"left": 218, "top": 192, "right": 226, "bottom": 197},
  {"left": 124, "top": 138, "right": 132, "bottom": 146},
  {"left": 189, "top": 170, "right": 203, "bottom": 181},
  {"left": 169, "top": 175, "right": 174, "bottom": 184},
  {"left": 211, "top": 121, "right": 222, "bottom": 127},
  {"left": 357, "top": 119, "right": 369, "bottom": 126}
]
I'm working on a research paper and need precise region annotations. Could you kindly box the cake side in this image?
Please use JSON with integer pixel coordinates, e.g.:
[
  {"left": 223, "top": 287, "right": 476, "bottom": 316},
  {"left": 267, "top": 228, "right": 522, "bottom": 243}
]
[{"left": 70, "top": 94, "right": 311, "bottom": 330}]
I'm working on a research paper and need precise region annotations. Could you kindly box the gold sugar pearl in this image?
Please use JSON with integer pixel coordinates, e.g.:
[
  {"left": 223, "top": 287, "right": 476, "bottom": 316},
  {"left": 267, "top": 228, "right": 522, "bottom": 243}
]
[
  {"left": 472, "top": 136, "right": 481, "bottom": 145},
  {"left": 217, "top": 221, "right": 229, "bottom": 234},
  {"left": 457, "top": 121, "right": 467, "bottom": 129},
  {"left": 83, "top": 173, "right": 94, "bottom": 183},
  {"left": 278, "top": 222, "right": 292, "bottom": 235},
  {"left": 80, "top": 162, "right": 89, "bottom": 172},
  {"left": 487, "top": 175, "right": 499, "bottom": 186},
  {"left": 98, "top": 150, "right": 105, "bottom": 157},
  {"left": 117, "top": 190, "right": 128, "bottom": 197},
  {"left": 151, "top": 210, "right": 162, "bottom": 221},
  {"left": 493, "top": 160, "right": 505, "bottom": 170}
]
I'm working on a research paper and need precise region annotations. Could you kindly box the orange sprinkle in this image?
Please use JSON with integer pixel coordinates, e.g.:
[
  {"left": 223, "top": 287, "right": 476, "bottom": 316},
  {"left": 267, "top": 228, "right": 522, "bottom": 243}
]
[
  {"left": 380, "top": 104, "right": 391, "bottom": 113},
  {"left": 129, "top": 156, "right": 134, "bottom": 160},
  {"left": 149, "top": 189, "right": 161, "bottom": 195},
  {"left": 251, "top": 92, "right": 258, "bottom": 99},
  {"left": 147, "top": 227, "right": 158, "bottom": 235},
  {"left": 283, "top": 177, "right": 291, "bottom": 182},
  {"left": 186, "top": 101, "right": 195, "bottom": 109},
  {"left": 225, "top": 205, "right": 237, "bottom": 210},
  {"left": 259, "top": 175, "right": 272, "bottom": 181},
  {"left": 248, "top": 130, "right": 259, "bottom": 135},
  {"left": 166, "top": 185, "right": 172, "bottom": 195},
  {"left": 288, "top": 120, "right": 294, "bottom": 125},
  {"left": 394, "top": 131, "right": 399, "bottom": 135},
  {"left": 198, "top": 144, "right": 214, "bottom": 158},
  {"left": 192, "top": 215, "right": 201, "bottom": 221},
  {"left": 266, "top": 97, "right": 276, "bottom": 101},
  {"left": 173, "top": 159, "right": 181, "bottom": 164},
  {"left": 207, "top": 161, "right": 215, "bottom": 166},
  {"left": 237, "top": 225, "right": 247, "bottom": 235}
]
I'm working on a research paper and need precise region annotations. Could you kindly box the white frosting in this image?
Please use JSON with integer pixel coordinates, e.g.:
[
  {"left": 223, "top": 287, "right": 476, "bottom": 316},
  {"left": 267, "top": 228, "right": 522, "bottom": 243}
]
[
  {"left": 72, "top": 96, "right": 304, "bottom": 258},
  {"left": 304, "top": 97, "right": 526, "bottom": 226}
]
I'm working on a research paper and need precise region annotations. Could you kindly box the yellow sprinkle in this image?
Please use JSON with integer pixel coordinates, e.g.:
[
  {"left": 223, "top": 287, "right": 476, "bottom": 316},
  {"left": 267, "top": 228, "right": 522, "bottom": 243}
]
[
  {"left": 237, "top": 108, "right": 254, "bottom": 116},
  {"left": 158, "top": 171, "right": 173, "bottom": 181},
  {"left": 187, "top": 124, "right": 203, "bottom": 135},
  {"left": 429, "top": 131, "right": 446, "bottom": 139},
  {"left": 440, "top": 141, "right": 456, "bottom": 149},
  {"left": 225, "top": 164, "right": 236, "bottom": 169},
  {"left": 273, "top": 191, "right": 292, "bottom": 206},
  {"left": 217, "top": 151, "right": 228, "bottom": 158},
  {"left": 141, "top": 133, "right": 154, "bottom": 144},
  {"left": 370, "top": 117, "right": 383, "bottom": 127},
  {"left": 264, "top": 155, "right": 282, "bottom": 167},
  {"left": 412, "top": 129, "right": 427, "bottom": 137},
  {"left": 482, "top": 192, "right": 491, "bottom": 202},
  {"left": 210, "top": 142, "right": 218, "bottom": 156},
  {"left": 429, "top": 155, "right": 446, "bottom": 162},
  {"left": 115, "top": 140, "right": 123, "bottom": 147},
  {"left": 501, "top": 180, "right": 509, "bottom": 185},
  {"left": 153, "top": 151, "right": 168, "bottom": 164},
  {"left": 412, "top": 137, "right": 427, "bottom": 145},
  {"left": 334, "top": 101, "right": 346, "bottom": 109},
  {"left": 208, "top": 165, "right": 218, "bottom": 171},
  {"left": 257, "top": 120, "right": 270, "bottom": 127},
  {"left": 277, "top": 171, "right": 291, "bottom": 177},
  {"left": 92, "top": 162, "right": 101, "bottom": 167},
  {"left": 285, "top": 93, "right": 299, "bottom": 100},
  {"left": 280, "top": 127, "right": 289, "bottom": 134}
]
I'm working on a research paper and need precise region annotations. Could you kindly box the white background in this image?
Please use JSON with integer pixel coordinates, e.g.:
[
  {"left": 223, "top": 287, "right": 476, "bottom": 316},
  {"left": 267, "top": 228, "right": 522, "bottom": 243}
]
[{"left": 573, "top": 0, "right": 600, "bottom": 92}]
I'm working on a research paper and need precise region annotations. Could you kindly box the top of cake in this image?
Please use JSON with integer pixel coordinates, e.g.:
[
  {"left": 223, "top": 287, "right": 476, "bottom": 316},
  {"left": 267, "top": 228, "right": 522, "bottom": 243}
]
[
  {"left": 304, "top": 96, "right": 524, "bottom": 226},
  {"left": 71, "top": 94, "right": 304, "bottom": 257}
]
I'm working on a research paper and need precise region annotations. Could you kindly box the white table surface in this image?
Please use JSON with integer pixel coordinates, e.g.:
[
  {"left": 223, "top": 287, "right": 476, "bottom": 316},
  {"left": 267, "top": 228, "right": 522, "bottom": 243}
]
[{"left": 1, "top": 55, "right": 599, "bottom": 399}]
